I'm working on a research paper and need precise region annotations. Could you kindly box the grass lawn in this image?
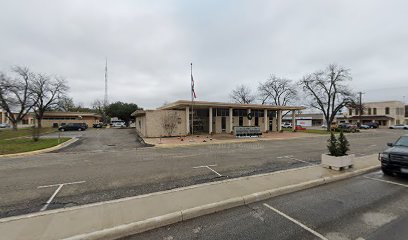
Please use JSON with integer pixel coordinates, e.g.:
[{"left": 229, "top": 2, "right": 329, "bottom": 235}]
[
  {"left": 0, "top": 138, "right": 70, "bottom": 155},
  {"left": 0, "top": 127, "right": 56, "bottom": 141}
]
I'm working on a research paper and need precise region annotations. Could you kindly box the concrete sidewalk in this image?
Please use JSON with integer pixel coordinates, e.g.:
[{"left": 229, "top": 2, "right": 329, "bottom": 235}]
[{"left": 0, "top": 154, "right": 380, "bottom": 240}]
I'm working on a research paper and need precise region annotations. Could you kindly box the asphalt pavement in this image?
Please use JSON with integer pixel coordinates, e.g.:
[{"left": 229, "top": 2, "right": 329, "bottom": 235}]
[
  {"left": 125, "top": 171, "right": 408, "bottom": 240},
  {"left": 0, "top": 129, "right": 405, "bottom": 219},
  {"left": 45, "top": 127, "right": 144, "bottom": 152}
]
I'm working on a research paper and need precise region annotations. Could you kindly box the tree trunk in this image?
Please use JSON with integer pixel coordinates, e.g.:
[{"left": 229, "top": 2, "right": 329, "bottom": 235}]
[
  {"left": 11, "top": 121, "right": 18, "bottom": 130},
  {"left": 37, "top": 118, "right": 42, "bottom": 128}
]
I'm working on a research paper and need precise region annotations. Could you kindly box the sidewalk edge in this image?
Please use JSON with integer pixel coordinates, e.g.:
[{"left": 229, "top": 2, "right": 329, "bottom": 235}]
[{"left": 64, "top": 165, "right": 380, "bottom": 240}]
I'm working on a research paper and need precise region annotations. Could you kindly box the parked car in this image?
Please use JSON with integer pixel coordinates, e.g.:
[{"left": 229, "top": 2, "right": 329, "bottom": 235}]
[
  {"left": 58, "top": 123, "right": 87, "bottom": 131},
  {"left": 359, "top": 124, "right": 370, "bottom": 129},
  {"left": 93, "top": 123, "right": 103, "bottom": 128},
  {"left": 321, "top": 124, "right": 327, "bottom": 128},
  {"left": 389, "top": 124, "right": 408, "bottom": 129},
  {"left": 112, "top": 121, "right": 126, "bottom": 128},
  {"left": 379, "top": 134, "right": 408, "bottom": 176},
  {"left": 295, "top": 125, "right": 306, "bottom": 131},
  {"left": 336, "top": 123, "right": 358, "bottom": 132},
  {"left": 281, "top": 122, "right": 292, "bottom": 128},
  {"left": 0, "top": 123, "right": 10, "bottom": 128},
  {"left": 366, "top": 122, "right": 379, "bottom": 129}
]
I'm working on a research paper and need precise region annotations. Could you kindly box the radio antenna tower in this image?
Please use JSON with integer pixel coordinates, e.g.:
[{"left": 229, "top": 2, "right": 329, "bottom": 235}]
[{"left": 104, "top": 58, "right": 108, "bottom": 108}]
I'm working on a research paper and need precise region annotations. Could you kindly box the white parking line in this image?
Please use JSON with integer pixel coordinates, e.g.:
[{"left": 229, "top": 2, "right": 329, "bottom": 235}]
[
  {"left": 364, "top": 176, "right": 408, "bottom": 188},
  {"left": 193, "top": 165, "right": 222, "bottom": 177},
  {"left": 38, "top": 181, "right": 85, "bottom": 211},
  {"left": 279, "top": 155, "right": 317, "bottom": 166},
  {"left": 263, "top": 203, "right": 328, "bottom": 240}
]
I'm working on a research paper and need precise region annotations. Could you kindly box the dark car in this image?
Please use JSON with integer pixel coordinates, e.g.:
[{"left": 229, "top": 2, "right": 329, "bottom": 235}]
[
  {"left": 58, "top": 123, "right": 87, "bottom": 131},
  {"left": 379, "top": 135, "right": 408, "bottom": 176},
  {"left": 336, "top": 123, "right": 358, "bottom": 132},
  {"left": 93, "top": 123, "right": 103, "bottom": 128},
  {"left": 366, "top": 122, "right": 379, "bottom": 129}
]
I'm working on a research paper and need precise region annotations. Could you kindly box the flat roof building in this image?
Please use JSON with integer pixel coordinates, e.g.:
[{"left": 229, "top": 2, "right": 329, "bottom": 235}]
[
  {"left": 132, "top": 100, "right": 305, "bottom": 138},
  {"left": 338, "top": 101, "right": 406, "bottom": 127},
  {"left": 0, "top": 110, "right": 101, "bottom": 128}
]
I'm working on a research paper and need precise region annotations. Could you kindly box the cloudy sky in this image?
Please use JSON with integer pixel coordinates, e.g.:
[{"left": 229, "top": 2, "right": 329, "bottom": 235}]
[{"left": 1, "top": 0, "right": 407, "bottom": 109}]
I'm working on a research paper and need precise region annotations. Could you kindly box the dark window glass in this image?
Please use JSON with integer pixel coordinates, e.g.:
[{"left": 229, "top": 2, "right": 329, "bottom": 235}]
[{"left": 385, "top": 107, "right": 390, "bottom": 115}]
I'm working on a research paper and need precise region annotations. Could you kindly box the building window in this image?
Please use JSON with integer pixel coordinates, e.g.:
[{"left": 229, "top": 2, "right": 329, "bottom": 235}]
[
  {"left": 385, "top": 107, "right": 390, "bottom": 115},
  {"left": 349, "top": 109, "right": 352, "bottom": 116},
  {"left": 239, "top": 117, "right": 243, "bottom": 126},
  {"left": 233, "top": 109, "right": 246, "bottom": 117},
  {"left": 138, "top": 120, "right": 141, "bottom": 128},
  {"left": 215, "top": 108, "right": 229, "bottom": 117},
  {"left": 255, "top": 117, "right": 259, "bottom": 126},
  {"left": 355, "top": 109, "right": 359, "bottom": 115},
  {"left": 367, "top": 108, "right": 371, "bottom": 115},
  {"left": 373, "top": 108, "right": 377, "bottom": 115}
]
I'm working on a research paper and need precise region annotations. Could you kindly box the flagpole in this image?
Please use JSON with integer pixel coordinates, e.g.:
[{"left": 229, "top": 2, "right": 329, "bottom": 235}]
[{"left": 190, "top": 63, "right": 194, "bottom": 139}]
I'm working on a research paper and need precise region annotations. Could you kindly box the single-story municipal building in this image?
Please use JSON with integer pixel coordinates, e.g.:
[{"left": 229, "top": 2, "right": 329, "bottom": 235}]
[
  {"left": 0, "top": 110, "right": 102, "bottom": 128},
  {"left": 132, "top": 100, "right": 305, "bottom": 138}
]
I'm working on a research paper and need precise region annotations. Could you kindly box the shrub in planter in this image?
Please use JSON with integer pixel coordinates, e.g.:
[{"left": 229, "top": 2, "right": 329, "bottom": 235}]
[{"left": 322, "top": 130, "right": 354, "bottom": 170}]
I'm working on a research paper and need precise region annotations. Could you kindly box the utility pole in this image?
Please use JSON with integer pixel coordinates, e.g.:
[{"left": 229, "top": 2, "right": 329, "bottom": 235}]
[
  {"left": 104, "top": 58, "right": 108, "bottom": 124},
  {"left": 358, "top": 91, "right": 364, "bottom": 127}
]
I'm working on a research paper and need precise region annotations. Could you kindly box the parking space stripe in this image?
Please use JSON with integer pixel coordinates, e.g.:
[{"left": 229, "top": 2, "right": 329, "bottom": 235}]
[
  {"left": 263, "top": 203, "right": 328, "bottom": 240},
  {"left": 364, "top": 176, "right": 408, "bottom": 188}
]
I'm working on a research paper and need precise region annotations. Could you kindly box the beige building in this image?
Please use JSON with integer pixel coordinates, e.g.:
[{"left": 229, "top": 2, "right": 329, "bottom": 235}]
[
  {"left": 132, "top": 100, "right": 304, "bottom": 138},
  {"left": 39, "top": 112, "right": 102, "bottom": 128},
  {"left": 340, "top": 101, "right": 406, "bottom": 127},
  {"left": 0, "top": 110, "right": 101, "bottom": 128}
]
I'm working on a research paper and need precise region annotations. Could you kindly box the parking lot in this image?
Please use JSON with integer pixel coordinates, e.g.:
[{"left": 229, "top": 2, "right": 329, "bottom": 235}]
[
  {"left": 0, "top": 129, "right": 405, "bottom": 219},
  {"left": 127, "top": 171, "right": 408, "bottom": 240},
  {"left": 44, "top": 127, "right": 144, "bottom": 152}
]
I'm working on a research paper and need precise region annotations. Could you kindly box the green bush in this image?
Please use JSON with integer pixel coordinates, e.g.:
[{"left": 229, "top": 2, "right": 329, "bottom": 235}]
[
  {"left": 327, "top": 130, "right": 350, "bottom": 156},
  {"left": 337, "top": 130, "right": 350, "bottom": 156},
  {"left": 327, "top": 132, "right": 339, "bottom": 156}
]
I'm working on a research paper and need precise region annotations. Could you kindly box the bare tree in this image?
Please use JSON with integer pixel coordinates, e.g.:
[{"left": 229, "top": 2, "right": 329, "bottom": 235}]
[
  {"left": 31, "top": 74, "right": 69, "bottom": 128},
  {"left": 0, "top": 66, "right": 36, "bottom": 130},
  {"left": 230, "top": 84, "right": 255, "bottom": 104},
  {"left": 92, "top": 99, "right": 106, "bottom": 122},
  {"left": 162, "top": 111, "right": 179, "bottom": 136},
  {"left": 299, "top": 64, "right": 356, "bottom": 131},
  {"left": 56, "top": 97, "right": 76, "bottom": 111},
  {"left": 258, "top": 75, "right": 298, "bottom": 105}
]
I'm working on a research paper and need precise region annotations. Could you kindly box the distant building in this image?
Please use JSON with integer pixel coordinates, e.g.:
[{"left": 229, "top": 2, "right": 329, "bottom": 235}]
[
  {"left": 132, "top": 100, "right": 304, "bottom": 137},
  {"left": 338, "top": 101, "right": 405, "bottom": 127},
  {"left": 282, "top": 113, "right": 325, "bottom": 127},
  {"left": 0, "top": 109, "right": 101, "bottom": 128}
]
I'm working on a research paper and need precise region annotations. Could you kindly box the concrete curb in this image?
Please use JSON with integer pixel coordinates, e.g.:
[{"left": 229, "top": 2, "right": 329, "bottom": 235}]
[
  {"left": 63, "top": 165, "right": 380, "bottom": 240},
  {"left": 0, "top": 137, "right": 78, "bottom": 158}
]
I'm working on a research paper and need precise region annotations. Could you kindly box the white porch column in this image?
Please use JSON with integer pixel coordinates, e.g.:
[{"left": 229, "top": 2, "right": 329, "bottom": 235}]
[
  {"left": 185, "top": 107, "right": 190, "bottom": 134},
  {"left": 277, "top": 110, "right": 282, "bottom": 132},
  {"left": 291, "top": 111, "right": 296, "bottom": 131},
  {"left": 264, "top": 109, "right": 268, "bottom": 132},
  {"left": 209, "top": 107, "right": 213, "bottom": 134},
  {"left": 247, "top": 109, "right": 251, "bottom": 126},
  {"left": 229, "top": 108, "right": 233, "bottom": 133}
]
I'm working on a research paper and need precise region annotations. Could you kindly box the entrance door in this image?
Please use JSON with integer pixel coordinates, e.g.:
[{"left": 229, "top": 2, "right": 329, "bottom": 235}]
[
  {"left": 269, "top": 120, "right": 273, "bottom": 131},
  {"left": 221, "top": 117, "right": 226, "bottom": 132}
]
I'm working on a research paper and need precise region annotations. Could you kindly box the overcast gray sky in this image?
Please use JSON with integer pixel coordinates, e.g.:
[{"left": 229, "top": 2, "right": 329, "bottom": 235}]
[{"left": 1, "top": 0, "right": 407, "bottom": 109}]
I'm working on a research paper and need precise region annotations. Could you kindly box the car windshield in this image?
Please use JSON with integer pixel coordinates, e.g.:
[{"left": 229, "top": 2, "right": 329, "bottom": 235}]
[{"left": 394, "top": 136, "right": 408, "bottom": 147}]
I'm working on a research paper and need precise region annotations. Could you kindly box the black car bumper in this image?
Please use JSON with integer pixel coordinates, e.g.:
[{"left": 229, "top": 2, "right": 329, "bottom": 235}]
[{"left": 380, "top": 155, "right": 408, "bottom": 175}]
